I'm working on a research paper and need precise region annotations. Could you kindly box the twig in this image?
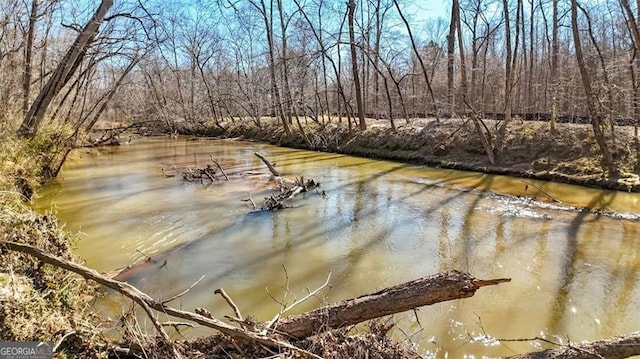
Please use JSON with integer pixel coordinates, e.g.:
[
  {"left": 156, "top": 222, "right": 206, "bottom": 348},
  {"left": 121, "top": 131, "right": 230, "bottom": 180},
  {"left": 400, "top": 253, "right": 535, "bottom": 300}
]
[
  {"left": 52, "top": 330, "right": 76, "bottom": 353},
  {"left": 162, "top": 275, "right": 206, "bottom": 305},
  {"left": 521, "top": 180, "right": 561, "bottom": 203},
  {"left": 499, "top": 335, "right": 607, "bottom": 359},
  {"left": 137, "top": 298, "right": 182, "bottom": 358},
  {"left": 0, "top": 190, "right": 31, "bottom": 202},
  {"left": 209, "top": 154, "right": 229, "bottom": 180},
  {"left": 214, "top": 288, "right": 243, "bottom": 321},
  {"left": 202, "top": 168, "right": 216, "bottom": 182},
  {"left": 241, "top": 192, "right": 257, "bottom": 209},
  {"left": 136, "top": 249, "right": 154, "bottom": 262},
  {"left": 263, "top": 272, "right": 332, "bottom": 334},
  {"left": 162, "top": 321, "right": 195, "bottom": 331}
]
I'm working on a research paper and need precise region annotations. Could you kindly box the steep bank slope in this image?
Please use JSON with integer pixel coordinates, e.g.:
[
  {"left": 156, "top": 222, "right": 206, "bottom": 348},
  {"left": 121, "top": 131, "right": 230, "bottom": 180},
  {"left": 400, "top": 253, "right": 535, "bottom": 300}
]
[{"left": 188, "top": 118, "right": 640, "bottom": 192}]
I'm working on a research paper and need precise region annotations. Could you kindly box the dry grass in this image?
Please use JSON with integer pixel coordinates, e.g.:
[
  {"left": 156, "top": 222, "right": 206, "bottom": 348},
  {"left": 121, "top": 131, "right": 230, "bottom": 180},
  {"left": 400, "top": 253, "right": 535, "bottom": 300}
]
[{"left": 0, "top": 200, "right": 96, "bottom": 343}]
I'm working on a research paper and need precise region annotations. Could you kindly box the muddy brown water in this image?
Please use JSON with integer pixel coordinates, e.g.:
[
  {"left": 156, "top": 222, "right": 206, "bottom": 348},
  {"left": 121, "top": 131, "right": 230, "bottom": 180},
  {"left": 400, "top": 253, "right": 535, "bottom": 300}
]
[{"left": 35, "top": 136, "right": 640, "bottom": 357}]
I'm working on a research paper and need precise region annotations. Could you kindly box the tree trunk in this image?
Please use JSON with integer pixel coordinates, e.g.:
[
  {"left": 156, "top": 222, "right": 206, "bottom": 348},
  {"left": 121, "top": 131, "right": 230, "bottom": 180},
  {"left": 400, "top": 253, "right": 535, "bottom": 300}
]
[
  {"left": 258, "top": 0, "right": 290, "bottom": 136},
  {"left": 550, "top": 0, "right": 559, "bottom": 131},
  {"left": 570, "top": 0, "right": 616, "bottom": 176},
  {"left": 274, "top": 270, "right": 510, "bottom": 339},
  {"left": 347, "top": 0, "right": 366, "bottom": 131},
  {"left": 620, "top": 0, "right": 640, "bottom": 155},
  {"left": 393, "top": 0, "right": 439, "bottom": 121},
  {"left": 447, "top": 0, "right": 457, "bottom": 115},
  {"left": 17, "top": 0, "right": 113, "bottom": 138},
  {"left": 455, "top": 0, "right": 467, "bottom": 103},
  {"left": 21, "top": 0, "right": 38, "bottom": 117},
  {"left": 496, "top": 0, "right": 515, "bottom": 161}
]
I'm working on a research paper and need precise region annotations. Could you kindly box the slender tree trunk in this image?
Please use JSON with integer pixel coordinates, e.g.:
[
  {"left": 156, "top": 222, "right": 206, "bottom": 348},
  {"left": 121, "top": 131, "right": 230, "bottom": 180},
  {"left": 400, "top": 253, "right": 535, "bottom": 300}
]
[
  {"left": 82, "top": 58, "right": 139, "bottom": 133},
  {"left": 18, "top": 0, "right": 113, "bottom": 138},
  {"left": 258, "top": 0, "right": 290, "bottom": 135},
  {"left": 22, "top": 0, "right": 38, "bottom": 117},
  {"left": 348, "top": 0, "right": 366, "bottom": 131},
  {"left": 393, "top": 0, "right": 439, "bottom": 121},
  {"left": 620, "top": 0, "right": 640, "bottom": 154},
  {"left": 373, "top": 0, "right": 381, "bottom": 121},
  {"left": 447, "top": 0, "right": 457, "bottom": 115},
  {"left": 528, "top": 0, "right": 535, "bottom": 113},
  {"left": 277, "top": 0, "right": 307, "bottom": 143},
  {"left": 550, "top": 0, "right": 559, "bottom": 131},
  {"left": 455, "top": 0, "right": 467, "bottom": 103},
  {"left": 496, "top": 0, "right": 514, "bottom": 161},
  {"left": 570, "top": 0, "right": 616, "bottom": 176}
]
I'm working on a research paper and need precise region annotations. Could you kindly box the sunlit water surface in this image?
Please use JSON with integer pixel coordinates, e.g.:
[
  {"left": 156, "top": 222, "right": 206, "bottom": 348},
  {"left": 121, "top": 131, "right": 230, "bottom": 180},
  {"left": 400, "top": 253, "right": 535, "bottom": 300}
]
[{"left": 35, "top": 137, "right": 640, "bottom": 357}]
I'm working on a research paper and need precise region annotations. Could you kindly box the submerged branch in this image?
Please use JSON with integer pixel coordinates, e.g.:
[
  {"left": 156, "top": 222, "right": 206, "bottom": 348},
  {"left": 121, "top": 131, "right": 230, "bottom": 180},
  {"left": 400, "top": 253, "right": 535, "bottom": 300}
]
[{"left": 255, "top": 152, "right": 280, "bottom": 177}]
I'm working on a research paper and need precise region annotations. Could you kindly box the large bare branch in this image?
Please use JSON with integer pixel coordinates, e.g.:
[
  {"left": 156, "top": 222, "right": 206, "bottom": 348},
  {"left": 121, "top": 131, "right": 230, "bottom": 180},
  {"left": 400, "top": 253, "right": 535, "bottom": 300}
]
[
  {"left": 274, "top": 270, "right": 510, "bottom": 339},
  {"left": 0, "top": 241, "right": 320, "bottom": 358}
]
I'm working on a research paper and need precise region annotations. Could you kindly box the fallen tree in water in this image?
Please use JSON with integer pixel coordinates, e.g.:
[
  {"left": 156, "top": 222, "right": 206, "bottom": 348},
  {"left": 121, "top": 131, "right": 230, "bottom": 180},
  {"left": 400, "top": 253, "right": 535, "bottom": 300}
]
[
  {"left": 164, "top": 154, "right": 229, "bottom": 183},
  {"left": 254, "top": 152, "right": 322, "bottom": 211},
  {"left": 1, "top": 240, "right": 509, "bottom": 358}
]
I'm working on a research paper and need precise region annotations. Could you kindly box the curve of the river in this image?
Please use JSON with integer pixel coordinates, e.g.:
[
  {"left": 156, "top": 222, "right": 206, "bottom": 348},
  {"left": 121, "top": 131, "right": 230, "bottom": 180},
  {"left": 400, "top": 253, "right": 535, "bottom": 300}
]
[{"left": 35, "top": 137, "right": 640, "bottom": 357}]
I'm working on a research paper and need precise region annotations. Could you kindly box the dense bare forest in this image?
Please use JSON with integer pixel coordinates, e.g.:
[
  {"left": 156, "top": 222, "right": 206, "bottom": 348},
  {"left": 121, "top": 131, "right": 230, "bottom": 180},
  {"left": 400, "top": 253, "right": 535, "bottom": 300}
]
[{"left": 3, "top": 0, "right": 640, "bottom": 175}]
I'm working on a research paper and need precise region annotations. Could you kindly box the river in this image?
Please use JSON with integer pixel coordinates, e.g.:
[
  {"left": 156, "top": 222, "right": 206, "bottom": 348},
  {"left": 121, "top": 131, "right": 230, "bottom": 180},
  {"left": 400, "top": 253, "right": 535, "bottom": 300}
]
[{"left": 35, "top": 136, "right": 640, "bottom": 357}]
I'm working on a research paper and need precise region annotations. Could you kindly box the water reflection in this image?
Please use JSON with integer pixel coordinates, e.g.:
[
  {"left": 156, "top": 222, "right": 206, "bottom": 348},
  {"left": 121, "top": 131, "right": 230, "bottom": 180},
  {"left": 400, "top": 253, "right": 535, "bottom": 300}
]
[{"left": 35, "top": 137, "right": 640, "bottom": 357}]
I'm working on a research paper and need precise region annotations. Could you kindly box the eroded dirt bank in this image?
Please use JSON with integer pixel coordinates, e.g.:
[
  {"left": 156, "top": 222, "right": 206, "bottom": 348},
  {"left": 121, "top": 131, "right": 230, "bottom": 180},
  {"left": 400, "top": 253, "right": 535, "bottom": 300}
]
[{"left": 183, "top": 118, "right": 640, "bottom": 192}]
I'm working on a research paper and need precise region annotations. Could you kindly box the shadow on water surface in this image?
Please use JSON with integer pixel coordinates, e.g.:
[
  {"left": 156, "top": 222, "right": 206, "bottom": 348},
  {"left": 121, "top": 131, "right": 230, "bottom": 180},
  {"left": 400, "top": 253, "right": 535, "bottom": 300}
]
[
  {"left": 546, "top": 192, "right": 617, "bottom": 337},
  {"left": 38, "top": 138, "right": 640, "bottom": 356}
]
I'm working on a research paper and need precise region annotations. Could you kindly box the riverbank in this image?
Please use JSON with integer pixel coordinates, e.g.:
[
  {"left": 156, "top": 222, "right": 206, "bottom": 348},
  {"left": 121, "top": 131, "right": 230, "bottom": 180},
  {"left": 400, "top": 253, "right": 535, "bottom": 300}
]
[
  {"left": 184, "top": 117, "right": 640, "bottom": 192},
  {"left": 0, "top": 128, "right": 98, "bottom": 353}
]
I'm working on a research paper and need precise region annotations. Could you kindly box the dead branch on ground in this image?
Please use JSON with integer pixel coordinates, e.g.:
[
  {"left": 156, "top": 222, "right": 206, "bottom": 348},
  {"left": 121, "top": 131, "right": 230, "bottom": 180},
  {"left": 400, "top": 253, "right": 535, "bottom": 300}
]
[
  {"left": 262, "top": 176, "right": 321, "bottom": 211},
  {"left": 2, "top": 241, "right": 533, "bottom": 358},
  {"left": 241, "top": 192, "right": 257, "bottom": 209},
  {"left": 161, "top": 275, "right": 206, "bottom": 305},
  {"left": 215, "top": 288, "right": 243, "bottom": 321},
  {"left": 209, "top": 154, "right": 229, "bottom": 180}
]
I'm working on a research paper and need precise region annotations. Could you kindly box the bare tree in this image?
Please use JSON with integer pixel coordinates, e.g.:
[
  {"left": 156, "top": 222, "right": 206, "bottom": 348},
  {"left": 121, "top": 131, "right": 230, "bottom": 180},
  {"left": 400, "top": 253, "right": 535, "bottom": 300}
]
[
  {"left": 393, "top": 0, "right": 439, "bottom": 121},
  {"left": 348, "top": 0, "right": 366, "bottom": 131},
  {"left": 18, "top": 0, "right": 114, "bottom": 138},
  {"left": 570, "top": 0, "right": 616, "bottom": 175},
  {"left": 21, "top": 0, "right": 38, "bottom": 117}
]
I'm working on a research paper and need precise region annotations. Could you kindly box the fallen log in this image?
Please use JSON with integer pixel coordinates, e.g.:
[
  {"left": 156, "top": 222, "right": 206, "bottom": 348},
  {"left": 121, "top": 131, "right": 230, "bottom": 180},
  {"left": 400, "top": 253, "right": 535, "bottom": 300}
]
[
  {"left": 273, "top": 270, "right": 511, "bottom": 339},
  {"left": 502, "top": 332, "right": 640, "bottom": 359},
  {"left": 0, "top": 241, "right": 321, "bottom": 358}
]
